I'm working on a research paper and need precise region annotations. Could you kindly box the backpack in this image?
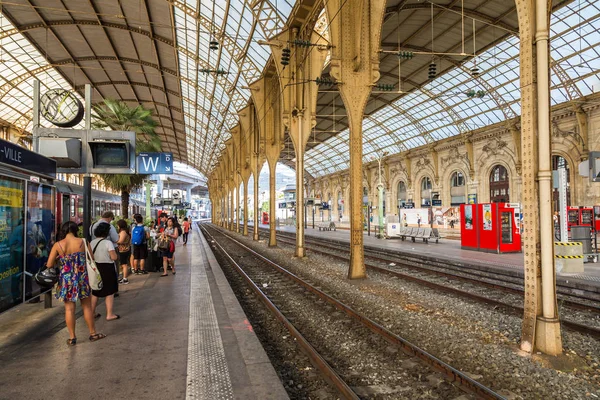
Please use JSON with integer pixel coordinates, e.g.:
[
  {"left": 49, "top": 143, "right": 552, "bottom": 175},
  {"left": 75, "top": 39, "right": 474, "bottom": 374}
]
[{"left": 131, "top": 225, "right": 146, "bottom": 246}]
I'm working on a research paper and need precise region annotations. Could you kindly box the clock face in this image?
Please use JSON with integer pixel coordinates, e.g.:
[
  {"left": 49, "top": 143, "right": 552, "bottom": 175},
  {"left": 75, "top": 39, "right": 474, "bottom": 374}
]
[{"left": 40, "top": 89, "right": 84, "bottom": 128}]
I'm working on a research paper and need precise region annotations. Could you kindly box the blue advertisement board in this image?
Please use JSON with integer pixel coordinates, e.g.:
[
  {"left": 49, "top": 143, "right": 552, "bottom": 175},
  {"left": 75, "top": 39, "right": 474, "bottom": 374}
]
[{"left": 0, "top": 177, "right": 25, "bottom": 313}]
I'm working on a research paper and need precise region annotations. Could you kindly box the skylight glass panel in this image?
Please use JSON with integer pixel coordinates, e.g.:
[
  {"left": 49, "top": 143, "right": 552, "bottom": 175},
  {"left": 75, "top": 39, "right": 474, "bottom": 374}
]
[{"left": 0, "top": 16, "right": 84, "bottom": 132}]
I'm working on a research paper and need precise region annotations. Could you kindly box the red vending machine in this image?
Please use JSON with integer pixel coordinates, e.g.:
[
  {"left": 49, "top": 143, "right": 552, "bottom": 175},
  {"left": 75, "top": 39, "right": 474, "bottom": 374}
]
[
  {"left": 580, "top": 207, "right": 593, "bottom": 228},
  {"left": 567, "top": 206, "right": 580, "bottom": 231},
  {"left": 497, "top": 203, "right": 521, "bottom": 253},
  {"left": 594, "top": 206, "right": 600, "bottom": 232}
]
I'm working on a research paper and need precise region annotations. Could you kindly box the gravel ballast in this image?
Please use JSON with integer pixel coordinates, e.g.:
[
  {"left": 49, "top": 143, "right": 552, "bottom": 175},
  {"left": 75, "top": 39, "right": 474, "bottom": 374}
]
[{"left": 219, "top": 227, "right": 600, "bottom": 399}]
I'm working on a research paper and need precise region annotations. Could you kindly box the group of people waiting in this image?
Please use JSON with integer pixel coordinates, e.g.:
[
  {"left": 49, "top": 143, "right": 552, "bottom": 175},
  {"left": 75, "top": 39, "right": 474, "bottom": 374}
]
[{"left": 42, "top": 211, "right": 191, "bottom": 346}]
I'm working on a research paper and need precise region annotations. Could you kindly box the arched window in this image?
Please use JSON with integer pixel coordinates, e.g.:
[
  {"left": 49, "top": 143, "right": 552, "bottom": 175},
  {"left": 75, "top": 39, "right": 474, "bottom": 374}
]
[
  {"left": 450, "top": 172, "right": 466, "bottom": 205},
  {"left": 552, "top": 155, "right": 570, "bottom": 212},
  {"left": 490, "top": 165, "right": 509, "bottom": 203},
  {"left": 363, "top": 187, "right": 368, "bottom": 205},
  {"left": 337, "top": 190, "right": 343, "bottom": 219},
  {"left": 421, "top": 177, "right": 432, "bottom": 206},
  {"left": 397, "top": 181, "right": 407, "bottom": 208}
]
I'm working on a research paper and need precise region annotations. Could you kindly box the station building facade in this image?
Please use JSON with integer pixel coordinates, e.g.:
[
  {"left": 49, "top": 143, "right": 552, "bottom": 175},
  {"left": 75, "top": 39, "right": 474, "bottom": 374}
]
[{"left": 309, "top": 93, "right": 600, "bottom": 222}]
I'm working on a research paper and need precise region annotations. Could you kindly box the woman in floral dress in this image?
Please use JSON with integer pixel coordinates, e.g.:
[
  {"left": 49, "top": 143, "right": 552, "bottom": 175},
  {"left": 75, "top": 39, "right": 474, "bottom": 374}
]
[{"left": 45, "top": 221, "right": 106, "bottom": 345}]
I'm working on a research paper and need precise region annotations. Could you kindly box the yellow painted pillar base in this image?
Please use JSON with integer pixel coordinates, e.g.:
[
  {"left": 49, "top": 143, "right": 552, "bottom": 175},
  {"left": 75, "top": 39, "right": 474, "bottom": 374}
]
[{"left": 535, "top": 317, "right": 563, "bottom": 356}]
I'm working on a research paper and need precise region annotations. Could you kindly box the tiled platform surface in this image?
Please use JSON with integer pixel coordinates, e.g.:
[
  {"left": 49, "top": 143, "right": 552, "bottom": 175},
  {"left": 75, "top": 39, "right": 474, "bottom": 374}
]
[
  {"left": 0, "top": 226, "right": 288, "bottom": 400},
  {"left": 248, "top": 222, "right": 600, "bottom": 290}
]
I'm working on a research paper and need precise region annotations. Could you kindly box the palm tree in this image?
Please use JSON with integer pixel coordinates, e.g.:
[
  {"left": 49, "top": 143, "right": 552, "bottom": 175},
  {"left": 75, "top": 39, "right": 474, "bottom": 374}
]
[{"left": 93, "top": 99, "right": 162, "bottom": 218}]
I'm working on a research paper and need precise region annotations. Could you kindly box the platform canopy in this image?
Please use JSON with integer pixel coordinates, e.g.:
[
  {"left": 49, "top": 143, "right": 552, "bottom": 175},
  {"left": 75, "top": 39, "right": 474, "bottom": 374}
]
[{"left": 0, "top": 0, "right": 598, "bottom": 177}]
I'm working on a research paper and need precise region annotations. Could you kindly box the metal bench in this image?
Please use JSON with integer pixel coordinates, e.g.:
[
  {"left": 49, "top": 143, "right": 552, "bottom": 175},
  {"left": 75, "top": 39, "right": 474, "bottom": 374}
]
[
  {"left": 399, "top": 227, "right": 415, "bottom": 241},
  {"left": 431, "top": 228, "right": 443, "bottom": 243},
  {"left": 411, "top": 228, "right": 425, "bottom": 242},
  {"left": 317, "top": 222, "right": 336, "bottom": 231}
]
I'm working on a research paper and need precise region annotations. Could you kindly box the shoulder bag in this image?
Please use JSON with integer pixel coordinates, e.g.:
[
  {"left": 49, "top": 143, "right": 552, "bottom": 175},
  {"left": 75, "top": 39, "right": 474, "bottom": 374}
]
[
  {"left": 84, "top": 238, "right": 103, "bottom": 291},
  {"left": 157, "top": 235, "right": 170, "bottom": 251}
]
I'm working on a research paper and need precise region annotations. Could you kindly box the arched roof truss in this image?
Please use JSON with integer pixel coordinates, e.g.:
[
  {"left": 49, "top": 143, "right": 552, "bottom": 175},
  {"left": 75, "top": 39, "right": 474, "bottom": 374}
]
[
  {"left": 306, "top": 0, "right": 600, "bottom": 177},
  {"left": 0, "top": 0, "right": 295, "bottom": 174}
]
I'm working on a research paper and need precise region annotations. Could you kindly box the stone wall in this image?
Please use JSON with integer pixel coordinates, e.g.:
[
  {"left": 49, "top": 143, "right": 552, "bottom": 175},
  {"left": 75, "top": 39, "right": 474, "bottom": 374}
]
[{"left": 309, "top": 93, "right": 600, "bottom": 220}]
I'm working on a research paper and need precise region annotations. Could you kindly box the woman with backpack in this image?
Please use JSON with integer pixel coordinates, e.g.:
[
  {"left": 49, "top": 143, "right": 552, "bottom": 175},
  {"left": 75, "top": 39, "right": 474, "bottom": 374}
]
[{"left": 116, "top": 219, "right": 131, "bottom": 285}]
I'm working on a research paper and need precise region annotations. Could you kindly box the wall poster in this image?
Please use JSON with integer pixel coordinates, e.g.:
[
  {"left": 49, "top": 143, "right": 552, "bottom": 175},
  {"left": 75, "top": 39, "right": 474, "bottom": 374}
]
[
  {"left": 483, "top": 204, "right": 493, "bottom": 231},
  {"left": 24, "top": 183, "right": 56, "bottom": 301},
  {"left": 0, "top": 177, "right": 25, "bottom": 314},
  {"left": 464, "top": 205, "right": 473, "bottom": 230}
]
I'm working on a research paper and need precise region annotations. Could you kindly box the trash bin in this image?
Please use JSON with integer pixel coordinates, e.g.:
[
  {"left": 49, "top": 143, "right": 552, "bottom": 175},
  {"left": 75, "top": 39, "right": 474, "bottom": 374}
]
[{"left": 571, "top": 225, "right": 593, "bottom": 255}]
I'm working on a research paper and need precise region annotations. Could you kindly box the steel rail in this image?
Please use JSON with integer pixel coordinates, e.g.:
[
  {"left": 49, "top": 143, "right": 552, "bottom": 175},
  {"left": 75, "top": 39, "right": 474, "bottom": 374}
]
[
  {"left": 200, "top": 226, "right": 360, "bottom": 400},
  {"left": 251, "top": 226, "right": 600, "bottom": 311},
  {"left": 263, "top": 230, "right": 600, "bottom": 339},
  {"left": 206, "top": 224, "right": 507, "bottom": 400}
]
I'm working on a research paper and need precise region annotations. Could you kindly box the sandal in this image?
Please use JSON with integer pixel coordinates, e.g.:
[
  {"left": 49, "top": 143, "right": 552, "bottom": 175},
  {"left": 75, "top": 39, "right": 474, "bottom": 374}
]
[
  {"left": 172, "top": 271, "right": 176, "bottom": 275},
  {"left": 89, "top": 333, "right": 107, "bottom": 342},
  {"left": 106, "top": 315, "right": 121, "bottom": 321},
  {"left": 160, "top": 274, "right": 168, "bottom": 277},
  {"left": 66, "top": 338, "right": 77, "bottom": 346},
  {"left": 94, "top": 313, "right": 101, "bottom": 320}
]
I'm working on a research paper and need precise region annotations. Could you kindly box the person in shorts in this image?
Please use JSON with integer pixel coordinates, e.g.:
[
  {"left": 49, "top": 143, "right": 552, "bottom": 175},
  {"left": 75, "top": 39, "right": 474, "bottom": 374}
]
[
  {"left": 159, "top": 217, "right": 179, "bottom": 277},
  {"left": 131, "top": 214, "right": 150, "bottom": 274},
  {"left": 116, "top": 219, "right": 131, "bottom": 284}
]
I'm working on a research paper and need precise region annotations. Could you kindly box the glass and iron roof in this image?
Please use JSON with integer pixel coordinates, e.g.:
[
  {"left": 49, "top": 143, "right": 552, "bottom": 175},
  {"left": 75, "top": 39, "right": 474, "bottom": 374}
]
[
  {"left": 0, "top": 0, "right": 598, "bottom": 179},
  {"left": 0, "top": 14, "right": 84, "bottom": 133},
  {"left": 0, "top": 0, "right": 294, "bottom": 173},
  {"left": 305, "top": 0, "right": 600, "bottom": 177}
]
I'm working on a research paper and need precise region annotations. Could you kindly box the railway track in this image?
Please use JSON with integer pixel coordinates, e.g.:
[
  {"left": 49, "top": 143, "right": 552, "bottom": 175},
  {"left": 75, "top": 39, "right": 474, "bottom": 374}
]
[
  {"left": 247, "top": 226, "right": 600, "bottom": 339},
  {"left": 202, "top": 224, "right": 507, "bottom": 400}
]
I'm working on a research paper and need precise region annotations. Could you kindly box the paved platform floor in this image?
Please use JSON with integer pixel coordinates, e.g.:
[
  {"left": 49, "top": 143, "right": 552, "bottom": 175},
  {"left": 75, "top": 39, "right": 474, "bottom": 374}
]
[
  {"left": 248, "top": 222, "right": 600, "bottom": 284},
  {"left": 0, "top": 226, "right": 287, "bottom": 400}
]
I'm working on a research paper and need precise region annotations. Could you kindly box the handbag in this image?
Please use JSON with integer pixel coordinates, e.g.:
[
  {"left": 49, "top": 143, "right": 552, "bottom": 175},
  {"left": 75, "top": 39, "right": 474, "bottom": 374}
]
[
  {"left": 84, "top": 238, "right": 103, "bottom": 291},
  {"left": 34, "top": 266, "right": 59, "bottom": 287},
  {"left": 157, "top": 236, "right": 170, "bottom": 251}
]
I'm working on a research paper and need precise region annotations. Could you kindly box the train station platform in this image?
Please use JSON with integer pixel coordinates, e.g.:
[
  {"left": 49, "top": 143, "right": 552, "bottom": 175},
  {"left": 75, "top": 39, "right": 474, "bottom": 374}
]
[
  {"left": 0, "top": 226, "right": 288, "bottom": 400},
  {"left": 248, "top": 222, "right": 600, "bottom": 286}
]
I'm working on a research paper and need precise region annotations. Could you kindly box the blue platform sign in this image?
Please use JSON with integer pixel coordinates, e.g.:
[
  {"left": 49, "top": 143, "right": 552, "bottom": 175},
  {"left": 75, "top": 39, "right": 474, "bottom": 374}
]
[{"left": 137, "top": 152, "right": 173, "bottom": 174}]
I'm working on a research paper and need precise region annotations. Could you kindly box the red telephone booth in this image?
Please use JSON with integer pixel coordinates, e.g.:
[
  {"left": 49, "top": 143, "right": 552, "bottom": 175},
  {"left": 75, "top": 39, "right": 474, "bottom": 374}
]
[{"left": 261, "top": 211, "right": 269, "bottom": 225}]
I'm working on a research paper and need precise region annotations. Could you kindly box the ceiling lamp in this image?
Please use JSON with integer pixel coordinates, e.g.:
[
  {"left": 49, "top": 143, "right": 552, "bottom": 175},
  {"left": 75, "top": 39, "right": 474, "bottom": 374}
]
[
  {"left": 428, "top": 62, "right": 437, "bottom": 79},
  {"left": 209, "top": 34, "right": 219, "bottom": 50},
  {"left": 281, "top": 48, "right": 291, "bottom": 65}
]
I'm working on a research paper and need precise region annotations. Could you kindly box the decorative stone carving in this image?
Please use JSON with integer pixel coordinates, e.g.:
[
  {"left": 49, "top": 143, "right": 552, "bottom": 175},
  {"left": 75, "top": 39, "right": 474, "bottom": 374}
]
[
  {"left": 389, "top": 161, "right": 406, "bottom": 176},
  {"left": 415, "top": 156, "right": 431, "bottom": 170},
  {"left": 552, "top": 121, "right": 583, "bottom": 145},
  {"left": 441, "top": 146, "right": 467, "bottom": 167},
  {"left": 482, "top": 137, "right": 507, "bottom": 156}
]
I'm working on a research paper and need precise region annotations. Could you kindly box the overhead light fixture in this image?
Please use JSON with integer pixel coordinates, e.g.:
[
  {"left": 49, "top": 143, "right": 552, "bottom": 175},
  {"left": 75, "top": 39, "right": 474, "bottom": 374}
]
[
  {"left": 428, "top": 62, "right": 437, "bottom": 79},
  {"left": 209, "top": 33, "right": 219, "bottom": 50},
  {"left": 281, "top": 48, "right": 291, "bottom": 65}
]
